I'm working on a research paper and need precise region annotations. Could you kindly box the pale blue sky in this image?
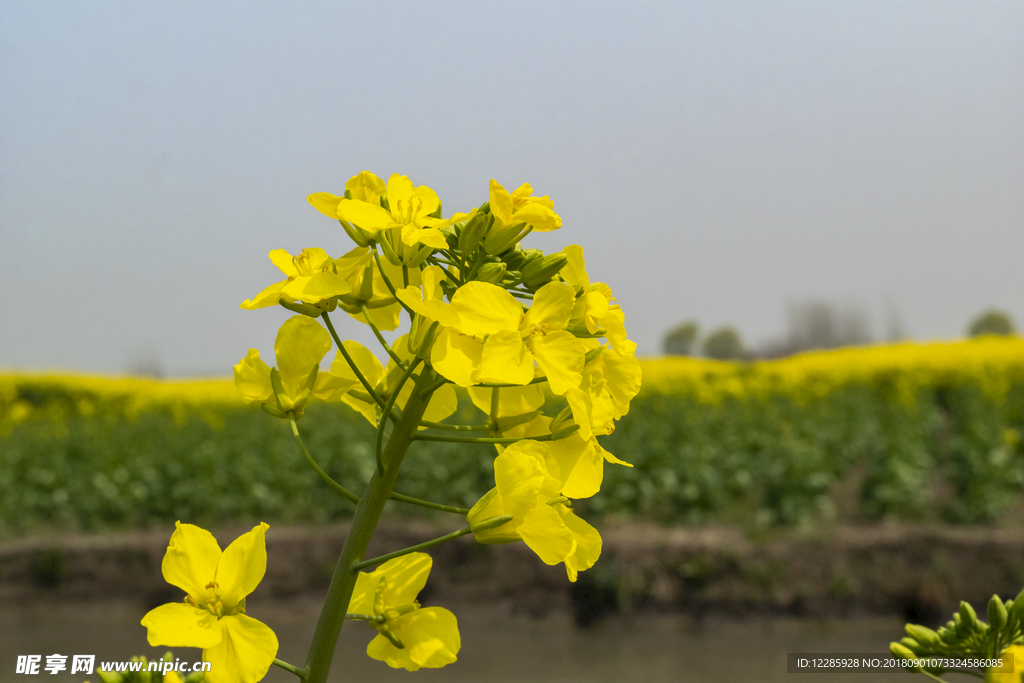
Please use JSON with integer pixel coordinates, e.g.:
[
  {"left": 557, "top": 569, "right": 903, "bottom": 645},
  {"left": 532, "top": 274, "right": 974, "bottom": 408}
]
[{"left": 2, "top": 1, "right": 1022, "bottom": 375}]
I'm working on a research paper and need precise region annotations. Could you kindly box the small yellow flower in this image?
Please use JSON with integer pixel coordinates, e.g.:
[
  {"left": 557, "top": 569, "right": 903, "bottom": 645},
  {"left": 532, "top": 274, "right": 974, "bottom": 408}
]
[
  {"left": 330, "top": 336, "right": 458, "bottom": 428},
  {"left": 349, "top": 553, "right": 460, "bottom": 671},
  {"left": 433, "top": 280, "right": 585, "bottom": 393},
  {"left": 141, "top": 523, "right": 278, "bottom": 683},
  {"left": 468, "top": 440, "right": 601, "bottom": 581},
  {"left": 233, "top": 316, "right": 356, "bottom": 417},
  {"left": 560, "top": 245, "right": 635, "bottom": 356},
  {"left": 240, "top": 248, "right": 351, "bottom": 310},
  {"left": 309, "top": 172, "right": 471, "bottom": 251}
]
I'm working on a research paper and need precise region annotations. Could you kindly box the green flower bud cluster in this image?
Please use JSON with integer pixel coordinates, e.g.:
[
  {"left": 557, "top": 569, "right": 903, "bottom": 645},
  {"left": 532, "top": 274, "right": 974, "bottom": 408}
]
[
  {"left": 890, "top": 592, "right": 1024, "bottom": 679},
  {"left": 444, "top": 206, "right": 569, "bottom": 293}
]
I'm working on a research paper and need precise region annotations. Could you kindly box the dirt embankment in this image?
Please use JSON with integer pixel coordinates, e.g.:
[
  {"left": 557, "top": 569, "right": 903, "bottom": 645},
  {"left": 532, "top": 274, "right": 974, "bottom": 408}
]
[{"left": 2, "top": 522, "right": 1022, "bottom": 626}]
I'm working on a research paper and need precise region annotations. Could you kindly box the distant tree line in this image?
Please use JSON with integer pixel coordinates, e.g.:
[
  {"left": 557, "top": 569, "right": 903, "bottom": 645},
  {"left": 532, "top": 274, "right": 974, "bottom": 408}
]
[{"left": 662, "top": 304, "right": 1017, "bottom": 359}]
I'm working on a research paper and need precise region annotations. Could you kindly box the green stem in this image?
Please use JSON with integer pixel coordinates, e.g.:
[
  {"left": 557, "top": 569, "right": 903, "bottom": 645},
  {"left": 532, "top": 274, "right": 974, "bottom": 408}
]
[
  {"left": 290, "top": 415, "right": 360, "bottom": 505},
  {"left": 292, "top": 416, "right": 465, "bottom": 513},
  {"left": 321, "top": 312, "right": 390, "bottom": 414},
  {"left": 419, "top": 420, "right": 488, "bottom": 432},
  {"left": 345, "top": 613, "right": 384, "bottom": 622},
  {"left": 389, "top": 491, "right": 470, "bottom": 515},
  {"left": 411, "top": 431, "right": 563, "bottom": 444},
  {"left": 372, "top": 251, "right": 415, "bottom": 317},
  {"left": 303, "top": 366, "right": 438, "bottom": 683},
  {"left": 351, "top": 526, "right": 475, "bottom": 572},
  {"left": 360, "top": 302, "right": 408, "bottom": 371},
  {"left": 375, "top": 357, "right": 422, "bottom": 474},
  {"left": 478, "top": 376, "right": 547, "bottom": 387},
  {"left": 488, "top": 386, "right": 500, "bottom": 431},
  {"left": 273, "top": 658, "right": 308, "bottom": 679},
  {"left": 421, "top": 375, "right": 451, "bottom": 395}
]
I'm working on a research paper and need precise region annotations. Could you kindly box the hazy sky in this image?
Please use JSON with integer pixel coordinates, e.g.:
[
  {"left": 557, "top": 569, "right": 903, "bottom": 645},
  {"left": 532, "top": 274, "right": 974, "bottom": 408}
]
[{"left": 2, "top": 1, "right": 1022, "bottom": 375}]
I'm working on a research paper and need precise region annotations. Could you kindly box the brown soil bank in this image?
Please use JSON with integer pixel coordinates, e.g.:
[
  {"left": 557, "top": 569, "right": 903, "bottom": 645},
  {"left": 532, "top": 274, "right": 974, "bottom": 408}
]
[{"left": 2, "top": 522, "right": 1022, "bottom": 626}]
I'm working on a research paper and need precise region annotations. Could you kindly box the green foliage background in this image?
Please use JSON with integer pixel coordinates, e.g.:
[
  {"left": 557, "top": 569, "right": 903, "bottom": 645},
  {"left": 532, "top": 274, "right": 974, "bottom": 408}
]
[{"left": 4, "top": 339, "right": 1024, "bottom": 538}]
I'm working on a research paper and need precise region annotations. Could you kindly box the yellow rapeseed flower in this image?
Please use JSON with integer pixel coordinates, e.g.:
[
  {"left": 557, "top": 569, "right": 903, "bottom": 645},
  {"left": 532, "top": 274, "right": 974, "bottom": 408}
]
[
  {"left": 348, "top": 553, "right": 460, "bottom": 671},
  {"left": 233, "top": 316, "right": 355, "bottom": 417},
  {"left": 309, "top": 172, "right": 471, "bottom": 251},
  {"left": 240, "top": 248, "right": 351, "bottom": 310},
  {"left": 468, "top": 440, "right": 601, "bottom": 581},
  {"left": 141, "top": 523, "right": 278, "bottom": 683},
  {"left": 434, "top": 280, "right": 585, "bottom": 394}
]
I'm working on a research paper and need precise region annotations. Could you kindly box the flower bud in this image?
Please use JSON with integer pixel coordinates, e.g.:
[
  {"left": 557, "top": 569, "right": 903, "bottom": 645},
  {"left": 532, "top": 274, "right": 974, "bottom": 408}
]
[
  {"left": 890, "top": 642, "right": 918, "bottom": 667},
  {"left": 407, "top": 315, "right": 440, "bottom": 360},
  {"left": 459, "top": 211, "right": 493, "bottom": 253},
  {"left": 501, "top": 248, "right": 531, "bottom": 271},
  {"left": 906, "top": 624, "right": 940, "bottom": 648},
  {"left": 988, "top": 594, "right": 1008, "bottom": 632},
  {"left": 899, "top": 637, "right": 922, "bottom": 652},
  {"left": 959, "top": 601, "right": 979, "bottom": 632},
  {"left": 522, "top": 253, "right": 568, "bottom": 289},
  {"left": 1008, "top": 589, "right": 1024, "bottom": 626},
  {"left": 476, "top": 261, "right": 507, "bottom": 284}
]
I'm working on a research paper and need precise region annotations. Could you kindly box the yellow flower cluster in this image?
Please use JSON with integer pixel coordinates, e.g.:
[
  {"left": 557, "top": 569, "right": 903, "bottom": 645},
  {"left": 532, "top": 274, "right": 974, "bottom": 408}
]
[
  {"left": 642, "top": 336, "right": 1024, "bottom": 406},
  {"left": 222, "top": 171, "right": 642, "bottom": 677},
  {"left": 0, "top": 373, "right": 242, "bottom": 434}
]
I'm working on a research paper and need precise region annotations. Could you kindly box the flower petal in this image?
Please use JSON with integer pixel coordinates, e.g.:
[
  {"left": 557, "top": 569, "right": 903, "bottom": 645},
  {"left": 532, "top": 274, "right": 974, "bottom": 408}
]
[
  {"left": 346, "top": 171, "right": 386, "bottom": 203},
  {"left": 336, "top": 199, "right": 394, "bottom": 232},
  {"left": 203, "top": 614, "right": 278, "bottom": 683},
  {"left": 161, "top": 522, "right": 222, "bottom": 601},
  {"left": 281, "top": 271, "right": 352, "bottom": 304},
  {"left": 450, "top": 282, "right": 522, "bottom": 336},
  {"left": 557, "top": 505, "right": 602, "bottom": 582},
  {"left": 488, "top": 179, "right": 514, "bottom": 226},
  {"left": 216, "top": 523, "right": 269, "bottom": 606},
  {"left": 518, "top": 504, "right": 575, "bottom": 567},
  {"left": 383, "top": 607, "right": 460, "bottom": 670},
  {"left": 524, "top": 281, "right": 575, "bottom": 331},
  {"left": 378, "top": 552, "right": 433, "bottom": 605},
  {"left": 467, "top": 384, "right": 545, "bottom": 417},
  {"left": 512, "top": 202, "right": 561, "bottom": 231},
  {"left": 141, "top": 602, "right": 222, "bottom": 649},
  {"left": 240, "top": 281, "right": 286, "bottom": 310},
  {"left": 430, "top": 329, "right": 483, "bottom": 387},
  {"left": 274, "top": 316, "right": 332, "bottom": 398},
  {"left": 479, "top": 331, "right": 534, "bottom": 386},
  {"left": 312, "top": 371, "right": 358, "bottom": 402},
  {"left": 307, "top": 193, "right": 343, "bottom": 220},
  {"left": 547, "top": 433, "right": 603, "bottom": 499},
  {"left": 531, "top": 331, "right": 585, "bottom": 395},
  {"left": 233, "top": 349, "right": 273, "bottom": 405}
]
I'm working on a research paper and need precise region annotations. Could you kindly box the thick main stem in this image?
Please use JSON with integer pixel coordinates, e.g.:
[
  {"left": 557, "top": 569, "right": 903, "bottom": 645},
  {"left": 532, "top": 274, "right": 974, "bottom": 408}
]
[{"left": 303, "top": 366, "right": 438, "bottom": 683}]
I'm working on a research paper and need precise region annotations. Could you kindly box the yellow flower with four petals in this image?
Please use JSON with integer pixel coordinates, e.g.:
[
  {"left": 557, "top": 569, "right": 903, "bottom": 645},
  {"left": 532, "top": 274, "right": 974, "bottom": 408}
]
[
  {"left": 348, "top": 553, "right": 460, "bottom": 671},
  {"left": 141, "top": 523, "right": 278, "bottom": 683}
]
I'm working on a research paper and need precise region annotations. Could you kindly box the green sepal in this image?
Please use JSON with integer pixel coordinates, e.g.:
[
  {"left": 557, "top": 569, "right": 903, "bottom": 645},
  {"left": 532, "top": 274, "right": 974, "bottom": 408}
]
[
  {"left": 550, "top": 423, "right": 581, "bottom": 440},
  {"left": 279, "top": 300, "right": 324, "bottom": 317},
  {"left": 469, "top": 514, "right": 514, "bottom": 534},
  {"left": 378, "top": 232, "right": 403, "bottom": 266}
]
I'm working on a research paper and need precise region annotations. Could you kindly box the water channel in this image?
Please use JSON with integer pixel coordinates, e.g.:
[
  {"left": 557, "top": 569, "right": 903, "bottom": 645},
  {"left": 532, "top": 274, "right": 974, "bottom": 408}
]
[{"left": 2, "top": 598, "right": 930, "bottom": 682}]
